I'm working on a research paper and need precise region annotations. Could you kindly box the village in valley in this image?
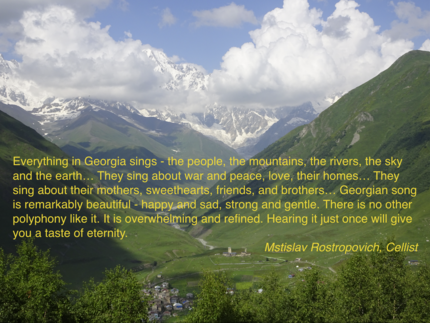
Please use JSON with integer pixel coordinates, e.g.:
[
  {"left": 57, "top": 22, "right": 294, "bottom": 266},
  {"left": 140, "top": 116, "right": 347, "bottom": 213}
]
[
  {"left": 144, "top": 277, "right": 194, "bottom": 321},
  {"left": 141, "top": 247, "right": 318, "bottom": 321}
]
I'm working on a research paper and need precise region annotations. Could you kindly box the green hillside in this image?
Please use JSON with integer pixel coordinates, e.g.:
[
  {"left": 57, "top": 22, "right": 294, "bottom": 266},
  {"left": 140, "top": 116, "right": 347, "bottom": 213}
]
[
  {"left": 0, "top": 110, "right": 204, "bottom": 287},
  {"left": 187, "top": 50, "right": 430, "bottom": 266},
  {"left": 50, "top": 108, "right": 240, "bottom": 206}
]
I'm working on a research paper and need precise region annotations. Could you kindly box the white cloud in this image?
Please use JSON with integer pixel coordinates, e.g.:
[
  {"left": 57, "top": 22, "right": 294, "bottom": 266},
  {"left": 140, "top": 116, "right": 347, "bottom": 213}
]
[
  {"left": 0, "top": 20, "right": 22, "bottom": 52},
  {"left": 2, "top": 0, "right": 425, "bottom": 114},
  {"left": 385, "top": 1, "right": 430, "bottom": 40},
  {"left": 169, "top": 55, "right": 182, "bottom": 63},
  {"left": 192, "top": 3, "right": 258, "bottom": 28},
  {"left": 13, "top": 6, "right": 182, "bottom": 106},
  {"left": 209, "top": 0, "right": 414, "bottom": 110},
  {"left": 159, "top": 8, "right": 177, "bottom": 28},
  {"left": 420, "top": 39, "right": 430, "bottom": 51},
  {"left": 0, "top": 0, "right": 111, "bottom": 52}
]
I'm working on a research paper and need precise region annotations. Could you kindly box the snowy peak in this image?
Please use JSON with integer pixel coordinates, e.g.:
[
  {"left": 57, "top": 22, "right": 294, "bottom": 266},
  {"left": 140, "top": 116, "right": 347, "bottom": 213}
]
[
  {"left": 0, "top": 54, "right": 46, "bottom": 110},
  {"left": 142, "top": 49, "right": 208, "bottom": 91},
  {"left": 239, "top": 103, "right": 318, "bottom": 157},
  {"left": 0, "top": 50, "right": 209, "bottom": 113},
  {"left": 138, "top": 104, "right": 307, "bottom": 149},
  {"left": 0, "top": 53, "right": 317, "bottom": 155},
  {"left": 32, "top": 97, "right": 141, "bottom": 123}
]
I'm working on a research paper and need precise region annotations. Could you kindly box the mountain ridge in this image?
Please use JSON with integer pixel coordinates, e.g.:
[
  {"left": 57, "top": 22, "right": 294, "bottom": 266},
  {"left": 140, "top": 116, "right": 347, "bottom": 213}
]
[
  {"left": 0, "top": 108, "right": 205, "bottom": 287},
  {"left": 184, "top": 50, "right": 430, "bottom": 256},
  {"left": 0, "top": 52, "right": 318, "bottom": 154}
]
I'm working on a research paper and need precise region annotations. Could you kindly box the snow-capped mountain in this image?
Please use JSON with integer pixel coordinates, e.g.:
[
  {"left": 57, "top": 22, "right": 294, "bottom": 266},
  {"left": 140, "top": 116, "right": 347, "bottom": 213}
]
[
  {"left": 32, "top": 97, "right": 140, "bottom": 123},
  {"left": 0, "top": 52, "right": 318, "bottom": 154},
  {"left": 142, "top": 49, "right": 208, "bottom": 91},
  {"left": 31, "top": 94, "right": 310, "bottom": 151},
  {"left": 139, "top": 104, "right": 301, "bottom": 149},
  {"left": 0, "top": 49, "right": 208, "bottom": 112},
  {"left": 238, "top": 103, "right": 319, "bottom": 157},
  {"left": 0, "top": 54, "right": 40, "bottom": 109}
]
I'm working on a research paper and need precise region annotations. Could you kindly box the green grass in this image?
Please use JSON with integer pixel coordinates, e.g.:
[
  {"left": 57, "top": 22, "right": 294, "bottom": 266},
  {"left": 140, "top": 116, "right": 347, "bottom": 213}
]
[
  {"left": 0, "top": 110, "right": 206, "bottom": 288},
  {"left": 184, "top": 50, "right": 430, "bottom": 269},
  {"left": 4, "top": 51, "right": 430, "bottom": 315},
  {"left": 53, "top": 112, "right": 241, "bottom": 206}
]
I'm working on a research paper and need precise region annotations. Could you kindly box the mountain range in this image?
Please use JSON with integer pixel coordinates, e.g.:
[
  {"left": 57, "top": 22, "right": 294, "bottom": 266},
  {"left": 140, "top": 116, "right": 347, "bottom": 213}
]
[
  {"left": 0, "top": 51, "right": 317, "bottom": 156},
  {"left": 2, "top": 48, "right": 430, "bottom": 288}
]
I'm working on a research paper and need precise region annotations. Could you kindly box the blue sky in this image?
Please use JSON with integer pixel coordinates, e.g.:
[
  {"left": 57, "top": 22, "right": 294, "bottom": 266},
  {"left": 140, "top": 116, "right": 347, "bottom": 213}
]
[
  {"left": 0, "top": 0, "right": 429, "bottom": 111},
  {"left": 2, "top": 0, "right": 430, "bottom": 72},
  {"left": 88, "top": 0, "right": 430, "bottom": 72},
  {"left": 89, "top": 1, "right": 288, "bottom": 72}
]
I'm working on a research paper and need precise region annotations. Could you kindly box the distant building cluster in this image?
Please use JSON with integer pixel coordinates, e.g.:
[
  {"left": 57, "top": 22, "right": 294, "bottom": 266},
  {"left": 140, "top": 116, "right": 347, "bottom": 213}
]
[
  {"left": 144, "top": 280, "right": 194, "bottom": 321},
  {"left": 223, "top": 247, "right": 251, "bottom": 257}
]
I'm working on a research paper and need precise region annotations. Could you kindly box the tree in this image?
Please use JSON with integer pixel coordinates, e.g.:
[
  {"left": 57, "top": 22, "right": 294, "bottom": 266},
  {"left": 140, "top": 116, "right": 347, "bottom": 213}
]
[
  {"left": 0, "top": 239, "right": 73, "bottom": 323},
  {"left": 291, "top": 268, "right": 330, "bottom": 323},
  {"left": 330, "top": 239, "right": 410, "bottom": 322},
  {"left": 184, "top": 270, "right": 236, "bottom": 323},
  {"left": 368, "top": 239, "right": 408, "bottom": 321},
  {"left": 401, "top": 264, "right": 430, "bottom": 322},
  {"left": 251, "top": 270, "right": 291, "bottom": 323},
  {"left": 73, "top": 265, "right": 148, "bottom": 323}
]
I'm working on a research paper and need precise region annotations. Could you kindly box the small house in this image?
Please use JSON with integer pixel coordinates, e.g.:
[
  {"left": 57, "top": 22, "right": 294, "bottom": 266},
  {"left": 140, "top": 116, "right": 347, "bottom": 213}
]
[
  {"left": 409, "top": 260, "right": 419, "bottom": 265},
  {"left": 163, "top": 311, "right": 171, "bottom": 317},
  {"left": 258, "top": 288, "right": 263, "bottom": 293},
  {"left": 288, "top": 274, "right": 295, "bottom": 278},
  {"left": 186, "top": 293, "right": 194, "bottom": 299},
  {"left": 173, "top": 303, "right": 183, "bottom": 310},
  {"left": 295, "top": 258, "right": 302, "bottom": 261},
  {"left": 162, "top": 282, "right": 169, "bottom": 288},
  {"left": 226, "top": 288, "right": 234, "bottom": 295}
]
